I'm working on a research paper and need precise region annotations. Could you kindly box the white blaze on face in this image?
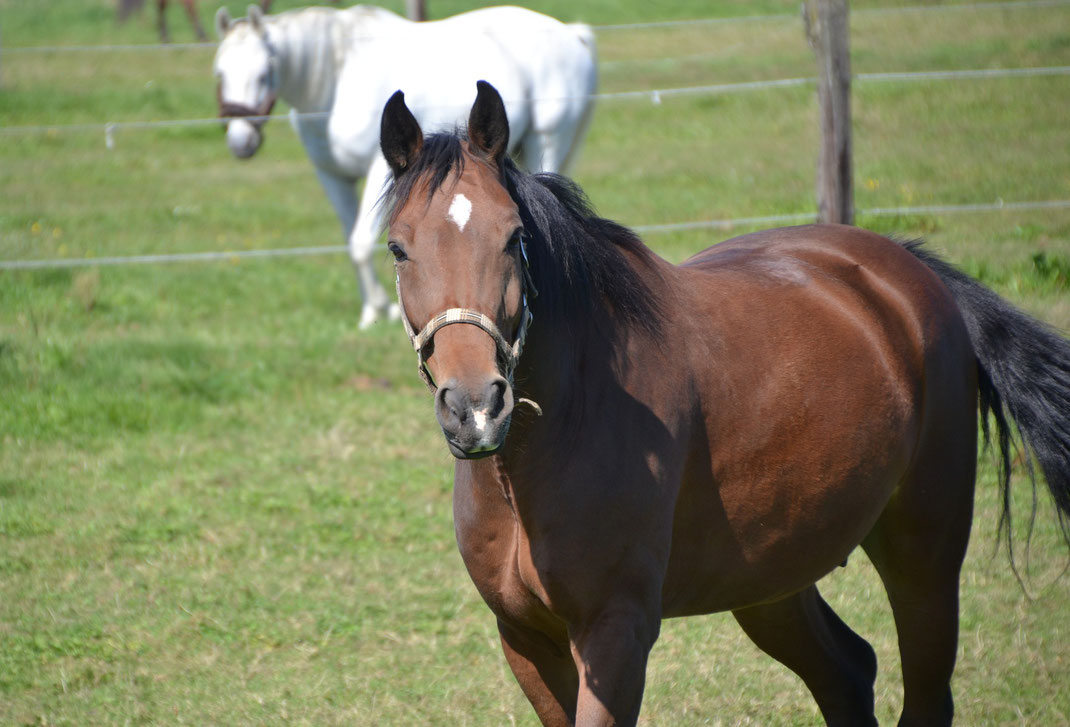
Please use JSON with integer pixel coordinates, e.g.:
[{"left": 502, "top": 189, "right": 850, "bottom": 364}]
[
  {"left": 448, "top": 193, "right": 473, "bottom": 232},
  {"left": 472, "top": 408, "right": 488, "bottom": 433}
]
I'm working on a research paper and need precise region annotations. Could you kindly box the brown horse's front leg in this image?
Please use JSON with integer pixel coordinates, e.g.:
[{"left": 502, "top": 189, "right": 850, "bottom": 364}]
[
  {"left": 498, "top": 618, "right": 578, "bottom": 727},
  {"left": 569, "top": 603, "right": 660, "bottom": 726}
]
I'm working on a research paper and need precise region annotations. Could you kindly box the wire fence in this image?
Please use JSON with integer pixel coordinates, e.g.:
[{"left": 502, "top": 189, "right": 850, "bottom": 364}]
[
  {"left": 4, "top": 199, "right": 1069, "bottom": 271},
  {"left": 4, "top": 64, "right": 1069, "bottom": 143},
  {"left": 3, "top": 0, "right": 1068, "bottom": 271}
]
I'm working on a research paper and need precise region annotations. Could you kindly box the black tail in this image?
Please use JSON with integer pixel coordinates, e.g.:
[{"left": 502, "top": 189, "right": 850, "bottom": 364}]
[{"left": 905, "top": 241, "right": 1070, "bottom": 558}]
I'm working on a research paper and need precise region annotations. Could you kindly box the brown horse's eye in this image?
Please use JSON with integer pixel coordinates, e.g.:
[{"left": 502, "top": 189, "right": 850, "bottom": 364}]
[
  {"left": 506, "top": 228, "right": 524, "bottom": 250},
  {"left": 388, "top": 242, "right": 407, "bottom": 262}
]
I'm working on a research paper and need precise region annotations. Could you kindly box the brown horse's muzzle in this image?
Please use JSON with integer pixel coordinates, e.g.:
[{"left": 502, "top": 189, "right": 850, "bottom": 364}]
[
  {"left": 434, "top": 373, "right": 514, "bottom": 459},
  {"left": 395, "top": 266, "right": 534, "bottom": 459}
]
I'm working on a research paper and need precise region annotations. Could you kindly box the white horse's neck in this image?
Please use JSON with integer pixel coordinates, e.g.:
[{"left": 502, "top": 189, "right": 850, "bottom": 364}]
[{"left": 264, "top": 6, "right": 409, "bottom": 113}]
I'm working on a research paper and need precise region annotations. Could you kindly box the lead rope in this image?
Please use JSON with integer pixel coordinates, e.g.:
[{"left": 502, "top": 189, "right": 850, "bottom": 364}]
[
  {"left": 515, "top": 239, "right": 542, "bottom": 415},
  {"left": 395, "top": 238, "right": 542, "bottom": 416}
]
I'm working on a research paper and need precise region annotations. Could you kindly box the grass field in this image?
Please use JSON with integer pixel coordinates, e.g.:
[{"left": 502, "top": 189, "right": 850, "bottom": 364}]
[{"left": 2, "top": 0, "right": 1069, "bottom": 724}]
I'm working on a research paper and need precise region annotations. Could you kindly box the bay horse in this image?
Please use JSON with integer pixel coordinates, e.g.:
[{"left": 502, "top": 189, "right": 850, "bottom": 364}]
[
  {"left": 213, "top": 5, "right": 597, "bottom": 328},
  {"left": 117, "top": 0, "right": 307, "bottom": 43},
  {"left": 378, "top": 81, "right": 1070, "bottom": 726},
  {"left": 118, "top": 0, "right": 210, "bottom": 42}
]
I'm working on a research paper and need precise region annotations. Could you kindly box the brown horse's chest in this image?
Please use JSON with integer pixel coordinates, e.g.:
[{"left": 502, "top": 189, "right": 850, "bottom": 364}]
[
  {"left": 503, "top": 530, "right": 565, "bottom": 628},
  {"left": 453, "top": 464, "right": 569, "bottom": 634}
]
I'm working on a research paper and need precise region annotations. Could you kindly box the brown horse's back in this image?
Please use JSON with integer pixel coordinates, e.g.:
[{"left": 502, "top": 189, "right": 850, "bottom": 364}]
[{"left": 659, "top": 224, "right": 977, "bottom": 614}]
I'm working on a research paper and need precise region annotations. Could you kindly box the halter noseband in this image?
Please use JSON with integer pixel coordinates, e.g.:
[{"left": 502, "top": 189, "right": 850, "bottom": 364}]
[
  {"left": 216, "top": 33, "right": 279, "bottom": 130},
  {"left": 396, "top": 236, "right": 539, "bottom": 408},
  {"left": 217, "top": 85, "right": 278, "bottom": 130}
]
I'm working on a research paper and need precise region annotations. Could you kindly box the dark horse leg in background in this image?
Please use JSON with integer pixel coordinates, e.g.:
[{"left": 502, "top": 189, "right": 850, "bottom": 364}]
[
  {"left": 257, "top": 0, "right": 342, "bottom": 13},
  {"left": 159, "top": 0, "right": 207, "bottom": 43},
  {"left": 118, "top": 0, "right": 288, "bottom": 43},
  {"left": 161, "top": 0, "right": 336, "bottom": 42},
  {"left": 116, "top": 0, "right": 144, "bottom": 24},
  {"left": 258, "top": 0, "right": 342, "bottom": 12},
  {"left": 117, "top": 0, "right": 204, "bottom": 42}
]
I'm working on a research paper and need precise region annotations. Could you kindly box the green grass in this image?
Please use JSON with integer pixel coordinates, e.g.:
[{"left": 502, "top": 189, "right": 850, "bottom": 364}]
[{"left": 2, "top": 1, "right": 1070, "bottom": 725}]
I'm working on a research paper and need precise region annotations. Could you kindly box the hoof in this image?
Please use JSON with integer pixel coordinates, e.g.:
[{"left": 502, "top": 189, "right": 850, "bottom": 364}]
[
  {"left": 359, "top": 302, "right": 401, "bottom": 330},
  {"left": 358, "top": 304, "right": 380, "bottom": 330}
]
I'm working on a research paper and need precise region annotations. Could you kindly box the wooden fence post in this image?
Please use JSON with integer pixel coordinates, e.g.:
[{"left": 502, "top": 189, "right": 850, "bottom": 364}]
[
  {"left": 804, "top": 0, "right": 854, "bottom": 225},
  {"left": 405, "top": 0, "right": 427, "bottom": 21}
]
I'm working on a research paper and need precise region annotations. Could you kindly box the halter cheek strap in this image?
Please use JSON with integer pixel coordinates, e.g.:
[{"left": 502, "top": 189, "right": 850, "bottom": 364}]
[{"left": 396, "top": 239, "right": 540, "bottom": 414}]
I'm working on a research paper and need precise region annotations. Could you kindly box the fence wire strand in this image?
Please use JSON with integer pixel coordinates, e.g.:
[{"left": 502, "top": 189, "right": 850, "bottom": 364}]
[
  {"left": 4, "top": 65, "right": 1069, "bottom": 140},
  {"left": 4, "top": 200, "right": 1069, "bottom": 271}
]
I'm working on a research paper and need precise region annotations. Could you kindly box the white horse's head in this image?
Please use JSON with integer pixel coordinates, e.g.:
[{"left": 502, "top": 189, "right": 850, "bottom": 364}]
[{"left": 213, "top": 5, "right": 278, "bottom": 159}]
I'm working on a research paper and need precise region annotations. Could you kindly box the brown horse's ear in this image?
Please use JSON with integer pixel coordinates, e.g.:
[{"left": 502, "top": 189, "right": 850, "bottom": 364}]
[
  {"left": 380, "top": 90, "right": 424, "bottom": 178},
  {"left": 215, "top": 7, "right": 232, "bottom": 38},
  {"left": 467, "top": 81, "right": 510, "bottom": 169}
]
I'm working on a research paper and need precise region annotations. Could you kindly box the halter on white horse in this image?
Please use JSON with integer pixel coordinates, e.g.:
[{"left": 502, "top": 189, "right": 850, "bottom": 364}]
[{"left": 213, "top": 4, "right": 598, "bottom": 329}]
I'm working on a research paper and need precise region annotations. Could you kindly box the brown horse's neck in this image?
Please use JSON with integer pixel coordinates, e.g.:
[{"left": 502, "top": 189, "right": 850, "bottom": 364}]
[{"left": 501, "top": 250, "right": 674, "bottom": 478}]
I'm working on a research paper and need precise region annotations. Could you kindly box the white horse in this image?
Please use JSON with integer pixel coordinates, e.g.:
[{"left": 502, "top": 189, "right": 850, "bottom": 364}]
[{"left": 213, "top": 4, "right": 598, "bottom": 328}]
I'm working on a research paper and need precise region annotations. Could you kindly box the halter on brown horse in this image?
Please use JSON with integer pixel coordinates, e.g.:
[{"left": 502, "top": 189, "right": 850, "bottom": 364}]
[{"left": 380, "top": 81, "right": 1070, "bottom": 726}]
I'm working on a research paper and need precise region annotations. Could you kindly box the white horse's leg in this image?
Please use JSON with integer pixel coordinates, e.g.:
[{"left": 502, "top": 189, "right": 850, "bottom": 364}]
[
  {"left": 294, "top": 114, "right": 376, "bottom": 322},
  {"left": 349, "top": 154, "right": 399, "bottom": 329},
  {"left": 520, "top": 101, "right": 596, "bottom": 174},
  {"left": 296, "top": 115, "right": 395, "bottom": 329},
  {"left": 313, "top": 165, "right": 358, "bottom": 242},
  {"left": 519, "top": 124, "right": 579, "bottom": 175}
]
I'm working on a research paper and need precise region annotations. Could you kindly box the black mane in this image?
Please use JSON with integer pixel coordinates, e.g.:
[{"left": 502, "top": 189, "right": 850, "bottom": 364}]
[{"left": 382, "top": 132, "right": 663, "bottom": 339}]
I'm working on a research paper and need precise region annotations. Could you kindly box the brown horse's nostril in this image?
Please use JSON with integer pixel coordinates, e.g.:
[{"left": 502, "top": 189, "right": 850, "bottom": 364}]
[
  {"left": 483, "top": 377, "right": 509, "bottom": 419},
  {"left": 436, "top": 381, "right": 467, "bottom": 429}
]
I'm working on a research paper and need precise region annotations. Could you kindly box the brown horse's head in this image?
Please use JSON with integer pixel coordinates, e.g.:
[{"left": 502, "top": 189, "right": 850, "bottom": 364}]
[{"left": 380, "top": 82, "right": 534, "bottom": 459}]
